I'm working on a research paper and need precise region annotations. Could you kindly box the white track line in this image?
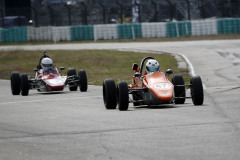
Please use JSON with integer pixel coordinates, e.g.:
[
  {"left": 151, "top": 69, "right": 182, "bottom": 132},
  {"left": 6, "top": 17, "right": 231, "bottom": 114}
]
[{"left": 178, "top": 53, "right": 207, "bottom": 89}]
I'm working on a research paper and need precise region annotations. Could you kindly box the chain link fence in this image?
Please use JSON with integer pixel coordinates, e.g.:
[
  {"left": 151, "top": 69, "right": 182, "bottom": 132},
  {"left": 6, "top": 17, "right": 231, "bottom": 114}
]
[{"left": 1, "top": 0, "right": 239, "bottom": 28}]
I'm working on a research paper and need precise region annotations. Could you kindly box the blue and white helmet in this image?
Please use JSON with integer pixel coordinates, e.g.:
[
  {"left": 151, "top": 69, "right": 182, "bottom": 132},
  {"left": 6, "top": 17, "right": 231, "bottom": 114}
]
[
  {"left": 41, "top": 58, "right": 53, "bottom": 69},
  {"left": 146, "top": 59, "right": 159, "bottom": 72}
]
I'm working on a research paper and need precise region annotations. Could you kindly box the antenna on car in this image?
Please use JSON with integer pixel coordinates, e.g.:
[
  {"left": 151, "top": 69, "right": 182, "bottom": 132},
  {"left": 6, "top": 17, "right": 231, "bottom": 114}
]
[{"left": 43, "top": 51, "right": 47, "bottom": 56}]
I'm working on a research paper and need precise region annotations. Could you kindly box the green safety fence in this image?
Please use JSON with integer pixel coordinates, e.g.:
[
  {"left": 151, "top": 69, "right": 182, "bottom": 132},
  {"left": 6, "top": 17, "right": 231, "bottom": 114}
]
[
  {"left": 0, "top": 27, "right": 27, "bottom": 43},
  {"left": 117, "top": 23, "right": 142, "bottom": 39},
  {"left": 166, "top": 21, "right": 191, "bottom": 37},
  {"left": 70, "top": 25, "right": 94, "bottom": 41},
  {"left": 232, "top": 18, "right": 240, "bottom": 33},
  {"left": 217, "top": 18, "right": 240, "bottom": 34},
  {"left": 177, "top": 21, "right": 191, "bottom": 36},
  {"left": 1, "top": 18, "right": 240, "bottom": 43}
]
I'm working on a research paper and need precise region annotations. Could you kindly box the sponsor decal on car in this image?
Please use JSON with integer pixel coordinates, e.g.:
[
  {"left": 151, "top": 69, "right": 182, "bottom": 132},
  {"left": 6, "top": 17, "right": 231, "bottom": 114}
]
[{"left": 154, "top": 83, "right": 169, "bottom": 89}]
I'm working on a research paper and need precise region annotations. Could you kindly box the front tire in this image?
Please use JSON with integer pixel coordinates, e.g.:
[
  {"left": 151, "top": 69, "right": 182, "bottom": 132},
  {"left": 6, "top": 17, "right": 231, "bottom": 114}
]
[
  {"left": 11, "top": 72, "right": 21, "bottom": 95},
  {"left": 78, "top": 69, "right": 88, "bottom": 92},
  {"left": 21, "top": 73, "right": 29, "bottom": 96},
  {"left": 191, "top": 76, "right": 204, "bottom": 105},
  {"left": 67, "top": 68, "right": 77, "bottom": 91},
  {"left": 117, "top": 81, "right": 129, "bottom": 111},
  {"left": 103, "top": 79, "right": 117, "bottom": 109},
  {"left": 172, "top": 74, "right": 185, "bottom": 104}
]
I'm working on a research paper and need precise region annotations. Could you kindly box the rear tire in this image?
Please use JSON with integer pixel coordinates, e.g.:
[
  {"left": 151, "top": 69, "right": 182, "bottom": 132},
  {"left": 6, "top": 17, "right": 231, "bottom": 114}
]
[
  {"left": 11, "top": 72, "right": 21, "bottom": 95},
  {"left": 117, "top": 81, "right": 129, "bottom": 111},
  {"left": 191, "top": 76, "right": 204, "bottom": 105},
  {"left": 103, "top": 79, "right": 117, "bottom": 109},
  {"left": 172, "top": 74, "right": 185, "bottom": 104},
  {"left": 67, "top": 68, "right": 77, "bottom": 91},
  {"left": 78, "top": 69, "right": 88, "bottom": 92},
  {"left": 21, "top": 73, "right": 29, "bottom": 96}
]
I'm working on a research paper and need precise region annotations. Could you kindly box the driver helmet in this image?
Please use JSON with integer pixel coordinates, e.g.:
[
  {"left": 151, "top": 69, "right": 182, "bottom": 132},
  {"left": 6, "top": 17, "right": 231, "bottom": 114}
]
[
  {"left": 41, "top": 58, "right": 53, "bottom": 69},
  {"left": 146, "top": 59, "right": 160, "bottom": 72}
]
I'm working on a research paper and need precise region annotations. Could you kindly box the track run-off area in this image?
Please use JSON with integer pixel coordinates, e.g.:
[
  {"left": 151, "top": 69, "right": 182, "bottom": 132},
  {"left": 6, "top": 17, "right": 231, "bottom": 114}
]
[{"left": 0, "top": 40, "right": 240, "bottom": 160}]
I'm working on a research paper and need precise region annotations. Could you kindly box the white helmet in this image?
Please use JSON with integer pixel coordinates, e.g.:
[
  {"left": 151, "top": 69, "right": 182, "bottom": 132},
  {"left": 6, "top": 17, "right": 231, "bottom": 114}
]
[
  {"left": 41, "top": 58, "right": 53, "bottom": 69},
  {"left": 146, "top": 59, "right": 159, "bottom": 72}
]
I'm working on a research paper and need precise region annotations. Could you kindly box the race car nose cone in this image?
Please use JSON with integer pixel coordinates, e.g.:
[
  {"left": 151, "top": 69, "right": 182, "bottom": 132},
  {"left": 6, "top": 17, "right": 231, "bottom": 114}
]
[{"left": 149, "top": 83, "right": 174, "bottom": 102}]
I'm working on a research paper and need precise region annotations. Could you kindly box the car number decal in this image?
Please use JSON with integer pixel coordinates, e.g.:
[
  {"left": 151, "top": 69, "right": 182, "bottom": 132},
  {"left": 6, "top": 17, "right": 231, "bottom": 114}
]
[{"left": 154, "top": 83, "right": 168, "bottom": 89}]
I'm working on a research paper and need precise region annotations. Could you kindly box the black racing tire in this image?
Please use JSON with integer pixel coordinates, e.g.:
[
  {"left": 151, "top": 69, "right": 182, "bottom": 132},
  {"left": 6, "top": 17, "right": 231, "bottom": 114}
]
[
  {"left": 117, "top": 81, "right": 129, "bottom": 111},
  {"left": 20, "top": 73, "right": 29, "bottom": 96},
  {"left": 78, "top": 69, "right": 88, "bottom": 92},
  {"left": 172, "top": 74, "right": 185, "bottom": 104},
  {"left": 191, "top": 76, "right": 204, "bottom": 105},
  {"left": 103, "top": 79, "right": 117, "bottom": 109},
  {"left": 11, "top": 72, "right": 21, "bottom": 95},
  {"left": 67, "top": 68, "right": 78, "bottom": 91}
]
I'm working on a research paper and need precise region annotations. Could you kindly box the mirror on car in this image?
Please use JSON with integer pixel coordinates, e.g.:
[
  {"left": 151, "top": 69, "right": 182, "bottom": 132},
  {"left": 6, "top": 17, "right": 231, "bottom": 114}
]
[
  {"left": 166, "top": 69, "right": 173, "bottom": 75},
  {"left": 60, "top": 67, "right": 65, "bottom": 70},
  {"left": 132, "top": 63, "right": 138, "bottom": 71}
]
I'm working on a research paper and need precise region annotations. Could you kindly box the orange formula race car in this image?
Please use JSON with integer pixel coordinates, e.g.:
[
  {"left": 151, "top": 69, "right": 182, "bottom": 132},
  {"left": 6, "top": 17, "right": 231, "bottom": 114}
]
[{"left": 103, "top": 56, "right": 204, "bottom": 111}]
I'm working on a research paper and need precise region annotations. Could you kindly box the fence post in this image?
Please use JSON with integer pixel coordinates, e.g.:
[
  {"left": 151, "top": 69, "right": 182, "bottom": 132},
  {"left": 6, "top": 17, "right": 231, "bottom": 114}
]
[
  {"left": 64, "top": 4, "right": 72, "bottom": 26},
  {"left": 175, "top": 22, "right": 179, "bottom": 37},
  {"left": 80, "top": 2, "right": 88, "bottom": 25},
  {"left": 184, "top": 0, "right": 191, "bottom": 20},
  {"left": 151, "top": 0, "right": 158, "bottom": 22},
  {"left": 185, "top": 23, "right": 188, "bottom": 35},
  {"left": 200, "top": 0, "right": 206, "bottom": 19},
  {"left": 116, "top": 0, "right": 123, "bottom": 24},
  {"left": 131, "top": 25, "right": 135, "bottom": 39},
  {"left": 134, "top": 0, "right": 141, "bottom": 23},
  {"left": 47, "top": 5, "right": 54, "bottom": 26},
  {"left": 99, "top": 1, "right": 106, "bottom": 24},
  {"left": 166, "top": 0, "right": 174, "bottom": 21},
  {"left": 31, "top": 7, "right": 38, "bottom": 27},
  {"left": 0, "top": 8, "right": 4, "bottom": 28}
]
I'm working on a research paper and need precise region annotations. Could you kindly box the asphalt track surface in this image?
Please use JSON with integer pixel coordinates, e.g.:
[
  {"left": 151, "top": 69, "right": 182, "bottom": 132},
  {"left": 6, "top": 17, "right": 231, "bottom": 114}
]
[{"left": 0, "top": 40, "right": 240, "bottom": 160}]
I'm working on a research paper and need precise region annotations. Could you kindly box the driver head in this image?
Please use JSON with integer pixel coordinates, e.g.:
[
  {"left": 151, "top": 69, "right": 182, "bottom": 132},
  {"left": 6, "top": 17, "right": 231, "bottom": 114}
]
[
  {"left": 41, "top": 58, "right": 53, "bottom": 70},
  {"left": 146, "top": 59, "right": 159, "bottom": 73}
]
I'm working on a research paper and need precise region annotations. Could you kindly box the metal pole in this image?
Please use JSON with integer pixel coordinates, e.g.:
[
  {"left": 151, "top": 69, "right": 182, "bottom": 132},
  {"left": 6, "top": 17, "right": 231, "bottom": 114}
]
[
  {"left": 0, "top": 0, "right": 5, "bottom": 27},
  {"left": 99, "top": 1, "right": 106, "bottom": 24},
  {"left": 64, "top": 4, "right": 71, "bottom": 26},
  {"left": 166, "top": 0, "right": 174, "bottom": 21},
  {"left": 80, "top": 2, "right": 88, "bottom": 25},
  {"left": 1, "top": 0, "right": 5, "bottom": 16},
  {"left": 175, "top": 23, "right": 179, "bottom": 37},
  {"left": 200, "top": 0, "right": 205, "bottom": 19},
  {"left": 151, "top": 0, "right": 158, "bottom": 22},
  {"left": 116, "top": 0, "right": 123, "bottom": 24},
  {"left": 184, "top": 0, "right": 191, "bottom": 20},
  {"left": 131, "top": 25, "right": 135, "bottom": 39},
  {"left": 219, "top": 0, "right": 225, "bottom": 17},
  {"left": 48, "top": 5, "right": 54, "bottom": 26},
  {"left": 135, "top": 0, "right": 141, "bottom": 23},
  {"left": 31, "top": 7, "right": 38, "bottom": 27},
  {"left": 228, "top": 0, "right": 232, "bottom": 17},
  {"left": 0, "top": 8, "right": 4, "bottom": 27}
]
